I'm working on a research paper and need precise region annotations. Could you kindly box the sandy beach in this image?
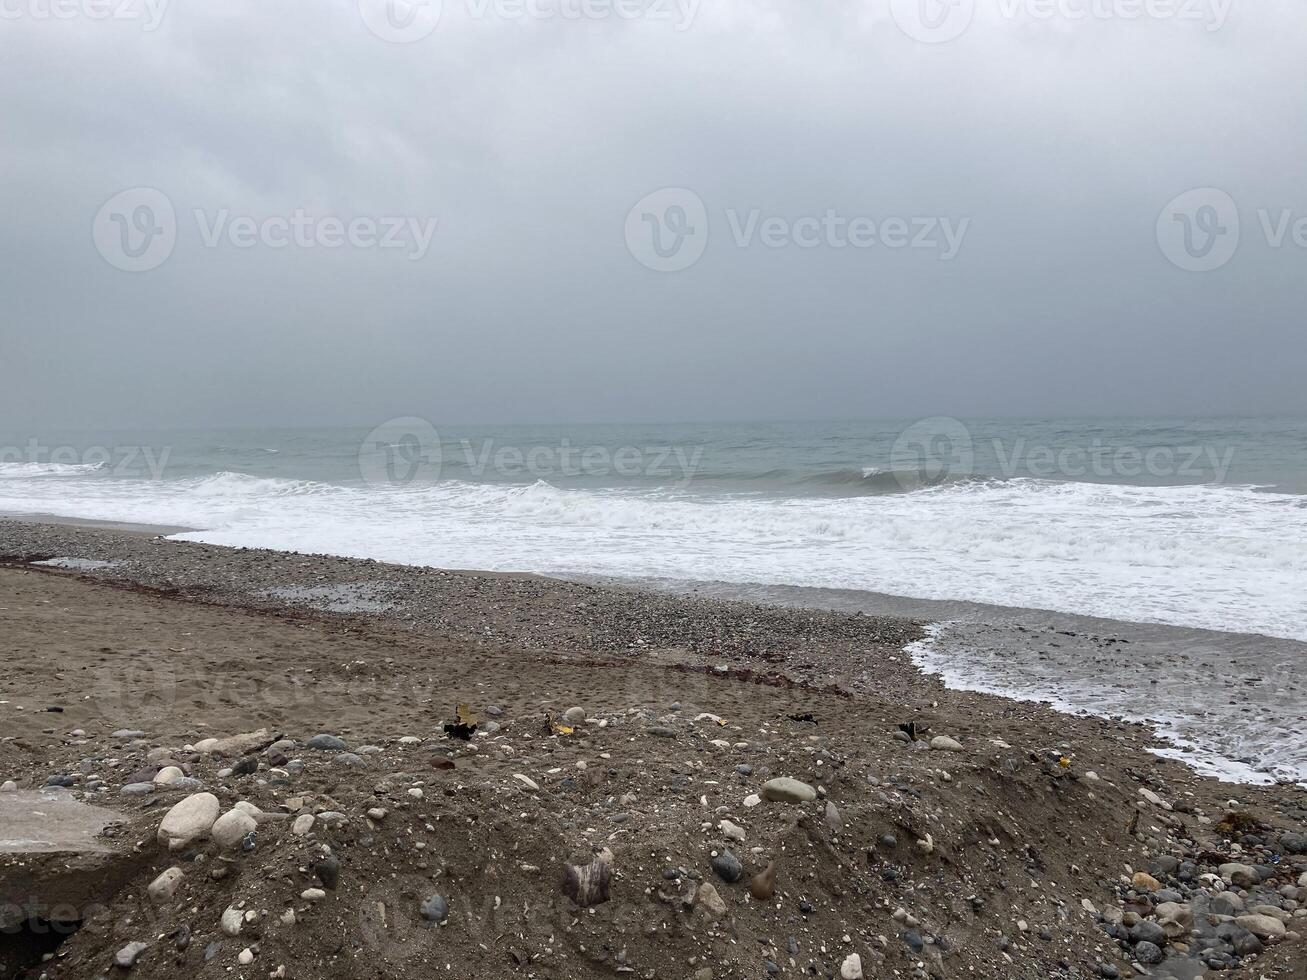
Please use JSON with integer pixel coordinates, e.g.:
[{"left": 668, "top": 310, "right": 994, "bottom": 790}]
[{"left": 1, "top": 519, "right": 1304, "bottom": 980}]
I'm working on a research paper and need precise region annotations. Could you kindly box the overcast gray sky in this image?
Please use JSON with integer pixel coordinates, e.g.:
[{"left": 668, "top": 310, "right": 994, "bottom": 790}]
[{"left": 2, "top": 0, "right": 1304, "bottom": 428}]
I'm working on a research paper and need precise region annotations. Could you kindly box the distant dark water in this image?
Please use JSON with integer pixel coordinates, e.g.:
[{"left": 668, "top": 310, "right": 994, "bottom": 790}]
[{"left": 5, "top": 417, "right": 1303, "bottom": 492}]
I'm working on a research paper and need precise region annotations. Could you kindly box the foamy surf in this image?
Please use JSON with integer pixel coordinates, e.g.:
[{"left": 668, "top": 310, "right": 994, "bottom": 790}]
[
  {"left": 1, "top": 471, "right": 1304, "bottom": 641},
  {"left": 0, "top": 461, "right": 106, "bottom": 478},
  {"left": 908, "top": 620, "right": 1307, "bottom": 786}
]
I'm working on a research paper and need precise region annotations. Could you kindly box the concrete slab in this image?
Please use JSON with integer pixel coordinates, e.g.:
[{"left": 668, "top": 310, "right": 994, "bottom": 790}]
[{"left": 0, "top": 788, "right": 121, "bottom": 854}]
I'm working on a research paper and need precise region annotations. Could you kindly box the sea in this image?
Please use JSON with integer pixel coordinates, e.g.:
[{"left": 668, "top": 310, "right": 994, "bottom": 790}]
[{"left": 2, "top": 417, "right": 1304, "bottom": 784}]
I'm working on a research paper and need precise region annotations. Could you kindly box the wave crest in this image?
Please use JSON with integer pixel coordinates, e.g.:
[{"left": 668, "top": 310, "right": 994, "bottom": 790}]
[{"left": 0, "top": 460, "right": 107, "bottom": 478}]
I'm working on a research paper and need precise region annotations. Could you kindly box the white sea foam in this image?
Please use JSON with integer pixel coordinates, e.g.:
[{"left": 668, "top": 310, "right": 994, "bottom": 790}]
[
  {"left": 0, "top": 461, "right": 106, "bottom": 478},
  {"left": 1, "top": 472, "right": 1304, "bottom": 642},
  {"left": 907, "top": 622, "right": 1306, "bottom": 786}
]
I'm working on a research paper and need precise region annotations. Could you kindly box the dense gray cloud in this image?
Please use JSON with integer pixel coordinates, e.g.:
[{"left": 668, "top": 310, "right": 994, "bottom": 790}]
[{"left": 2, "top": 0, "right": 1304, "bottom": 428}]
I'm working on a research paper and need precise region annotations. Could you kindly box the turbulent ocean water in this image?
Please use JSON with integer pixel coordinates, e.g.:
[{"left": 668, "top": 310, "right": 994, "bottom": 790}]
[{"left": 3, "top": 417, "right": 1304, "bottom": 782}]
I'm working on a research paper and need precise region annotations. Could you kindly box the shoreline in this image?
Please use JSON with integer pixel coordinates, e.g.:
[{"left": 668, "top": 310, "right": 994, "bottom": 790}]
[
  {"left": 5, "top": 512, "right": 1304, "bottom": 787},
  {"left": 0, "top": 518, "right": 1304, "bottom": 979},
  {"left": 535, "top": 578, "right": 1307, "bottom": 789}
]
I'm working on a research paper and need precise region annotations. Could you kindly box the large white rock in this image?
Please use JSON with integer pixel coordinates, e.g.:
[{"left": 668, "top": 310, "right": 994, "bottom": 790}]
[
  {"left": 1156, "top": 901, "right": 1193, "bottom": 937},
  {"left": 202, "top": 729, "right": 272, "bottom": 757},
  {"left": 718, "top": 819, "right": 746, "bottom": 842},
  {"left": 1219, "top": 863, "right": 1259, "bottom": 889},
  {"left": 153, "top": 766, "right": 184, "bottom": 785},
  {"left": 1236, "top": 914, "right": 1286, "bottom": 940},
  {"left": 114, "top": 941, "right": 148, "bottom": 968},
  {"left": 929, "top": 736, "right": 963, "bottom": 752},
  {"left": 695, "top": 881, "right": 727, "bottom": 919},
  {"left": 1249, "top": 905, "right": 1290, "bottom": 923},
  {"left": 147, "top": 867, "right": 184, "bottom": 903},
  {"left": 220, "top": 907, "right": 244, "bottom": 936},
  {"left": 761, "top": 777, "right": 817, "bottom": 803},
  {"left": 840, "top": 953, "right": 863, "bottom": 979},
  {"left": 1138, "top": 788, "right": 1172, "bottom": 810},
  {"left": 211, "top": 809, "right": 257, "bottom": 850},
  {"left": 157, "top": 793, "right": 220, "bottom": 851}
]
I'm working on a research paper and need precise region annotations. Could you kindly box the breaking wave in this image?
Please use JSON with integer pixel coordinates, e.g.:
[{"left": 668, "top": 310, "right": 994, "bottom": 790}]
[
  {"left": 0, "top": 461, "right": 107, "bottom": 478},
  {"left": 2, "top": 468, "right": 1304, "bottom": 642}
]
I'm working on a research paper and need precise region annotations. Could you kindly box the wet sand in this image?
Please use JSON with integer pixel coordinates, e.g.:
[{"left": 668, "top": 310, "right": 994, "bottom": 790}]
[{"left": 586, "top": 577, "right": 1307, "bottom": 787}]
